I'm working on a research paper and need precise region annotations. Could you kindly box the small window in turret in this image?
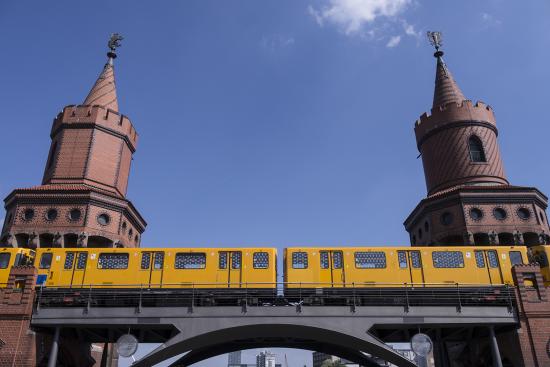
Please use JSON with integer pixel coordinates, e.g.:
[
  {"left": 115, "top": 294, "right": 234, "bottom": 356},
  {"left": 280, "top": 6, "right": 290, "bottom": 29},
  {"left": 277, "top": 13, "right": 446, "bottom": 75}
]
[{"left": 468, "top": 136, "right": 486, "bottom": 162}]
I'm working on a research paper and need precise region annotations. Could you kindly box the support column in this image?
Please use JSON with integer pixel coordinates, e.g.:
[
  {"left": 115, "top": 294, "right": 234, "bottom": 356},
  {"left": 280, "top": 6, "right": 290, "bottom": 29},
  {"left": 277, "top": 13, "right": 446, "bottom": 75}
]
[
  {"left": 488, "top": 326, "right": 503, "bottom": 367},
  {"left": 47, "top": 327, "right": 60, "bottom": 367}
]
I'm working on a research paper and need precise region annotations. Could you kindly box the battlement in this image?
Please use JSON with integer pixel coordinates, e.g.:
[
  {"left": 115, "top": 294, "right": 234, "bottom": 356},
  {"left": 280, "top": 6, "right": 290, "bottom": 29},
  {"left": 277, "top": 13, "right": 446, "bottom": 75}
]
[
  {"left": 414, "top": 100, "right": 496, "bottom": 142},
  {"left": 51, "top": 105, "right": 139, "bottom": 150}
]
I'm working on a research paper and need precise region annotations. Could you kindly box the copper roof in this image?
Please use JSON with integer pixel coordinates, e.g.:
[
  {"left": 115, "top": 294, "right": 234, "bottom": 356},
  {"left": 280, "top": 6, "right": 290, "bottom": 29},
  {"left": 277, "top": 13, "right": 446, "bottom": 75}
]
[{"left": 83, "top": 63, "right": 119, "bottom": 111}]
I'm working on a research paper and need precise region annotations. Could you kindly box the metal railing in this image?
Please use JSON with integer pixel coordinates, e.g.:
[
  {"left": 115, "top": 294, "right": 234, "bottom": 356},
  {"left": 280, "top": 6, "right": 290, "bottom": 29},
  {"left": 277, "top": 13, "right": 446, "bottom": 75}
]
[{"left": 33, "top": 282, "right": 516, "bottom": 313}]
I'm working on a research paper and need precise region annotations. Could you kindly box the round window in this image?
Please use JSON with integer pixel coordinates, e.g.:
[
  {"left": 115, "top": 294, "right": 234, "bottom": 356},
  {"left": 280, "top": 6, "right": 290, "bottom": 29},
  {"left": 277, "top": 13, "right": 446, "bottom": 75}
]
[
  {"left": 441, "top": 212, "right": 453, "bottom": 226},
  {"left": 23, "top": 208, "right": 35, "bottom": 221},
  {"left": 470, "top": 208, "right": 483, "bottom": 221},
  {"left": 493, "top": 208, "right": 507, "bottom": 220},
  {"left": 69, "top": 209, "right": 81, "bottom": 221},
  {"left": 97, "top": 213, "right": 110, "bottom": 226},
  {"left": 517, "top": 208, "right": 530, "bottom": 220},
  {"left": 46, "top": 209, "right": 58, "bottom": 221},
  {"left": 424, "top": 221, "right": 429, "bottom": 232}
]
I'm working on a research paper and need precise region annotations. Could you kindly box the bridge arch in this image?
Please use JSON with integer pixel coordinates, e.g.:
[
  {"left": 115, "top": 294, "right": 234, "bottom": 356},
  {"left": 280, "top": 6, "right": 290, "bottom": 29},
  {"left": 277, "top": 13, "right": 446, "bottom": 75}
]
[{"left": 132, "top": 320, "right": 416, "bottom": 367}]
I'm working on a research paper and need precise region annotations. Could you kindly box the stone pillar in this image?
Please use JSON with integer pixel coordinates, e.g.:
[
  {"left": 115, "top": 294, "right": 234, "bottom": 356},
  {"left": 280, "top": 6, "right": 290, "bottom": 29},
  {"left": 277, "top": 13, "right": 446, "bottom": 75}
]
[
  {"left": 78, "top": 232, "right": 89, "bottom": 248},
  {"left": 488, "top": 326, "right": 503, "bottom": 367},
  {"left": 514, "top": 231, "right": 524, "bottom": 246},
  {"left": 512, "top": 264, "right": 550, "bottom": 367},
  {"left": 47, "top": 327, "right": 60, "bottom": 367},
  {"left": 0, "top": 266, "right": 38, "bottom": 367}
]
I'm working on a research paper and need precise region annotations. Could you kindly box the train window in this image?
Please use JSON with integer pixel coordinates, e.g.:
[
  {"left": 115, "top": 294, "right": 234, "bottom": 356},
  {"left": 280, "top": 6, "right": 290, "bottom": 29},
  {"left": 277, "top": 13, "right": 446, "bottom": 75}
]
[
  {"left": 411, "top": 251, "right": 422, "bottom": 268},
  {"left": 0, "top": 253, "right": 10, "bottom": 269},
  {"left": 231, "top": 252, "right": 242, "bottom": 269},
  {"left": 398, "top": 251, "right": 407, "bottom": 268},
  {"left": 175, "top": 253, "right": 206, "bottom": 269},
  {"left": 487, "top": 251, "right": 499, "bottom": 268},
  {"left": 39, "top": 253, "right": 53, "bottom": 269},
  {"left": 475, "top": 251, "right": 485, "bottom": 268},
  {"left": 292, "top": 252, "right": 308, "bottom": 269},
  {"left": 320, "top": 252, "right": 329, "bottom": 269},
  {"left": 534, "top": 252, "right": 549, "bottom": 267},
  {"left": 355, "top": 252, "right": 386, "bottom": 269},
  {"left": 64, "top": 252, "right": 75, "bottom": 270},
  {"left": 509, "top": 251, "right": 523, "bottom": 266},
  {"left": 253, "top": 252, "right": 269, "bottom": 269},
  {"left": 76, "top": 253, "right": 87, "bottom": 270},
  {"left": 141, "top": 252, "right": 151, "bottom": 270},
  {"left": 219, "top": 252, "right": 228, "bottom": 269},
  {"left": 432, "top": 251, "right": 464, "bottom": 268},
  {"left": 98, "top": 253, "right": 129, "bottom": 269},
  {"left": 333, "top": 252, "right": 343, "bottom": 269},
  {"left": 154, "top": 253, "right": 164, "bottom": 270}
]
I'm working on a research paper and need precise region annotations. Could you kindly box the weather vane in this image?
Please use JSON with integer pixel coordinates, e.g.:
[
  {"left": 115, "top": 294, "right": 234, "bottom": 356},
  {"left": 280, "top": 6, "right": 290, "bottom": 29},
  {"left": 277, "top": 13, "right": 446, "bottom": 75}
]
[
  {"left": 107, "top": 33, "right": 124, "bottom": 64},
  {"left": 427, "top": 31, "right": 442, "bottom": 51}
]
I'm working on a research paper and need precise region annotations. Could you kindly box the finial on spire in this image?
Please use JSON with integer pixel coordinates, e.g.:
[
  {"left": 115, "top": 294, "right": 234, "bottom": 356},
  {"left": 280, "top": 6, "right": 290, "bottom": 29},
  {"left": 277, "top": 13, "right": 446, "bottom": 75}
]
[
  {"left": 427, "top": 31, "right": 444, "bottom": 58},
  {"left": 107, "top": 33, "right": 124, "bottom": 65}
]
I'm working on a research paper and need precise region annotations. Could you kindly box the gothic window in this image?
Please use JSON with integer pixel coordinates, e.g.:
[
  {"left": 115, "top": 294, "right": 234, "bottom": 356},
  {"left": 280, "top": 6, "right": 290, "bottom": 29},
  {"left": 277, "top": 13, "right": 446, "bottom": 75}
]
[{"left": 468, "top": 136, "right": 486, "bottom": 162}]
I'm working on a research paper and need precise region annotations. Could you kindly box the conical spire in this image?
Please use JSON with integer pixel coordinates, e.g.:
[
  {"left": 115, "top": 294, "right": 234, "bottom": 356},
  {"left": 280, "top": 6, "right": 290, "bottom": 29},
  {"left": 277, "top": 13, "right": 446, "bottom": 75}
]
[
  {"left": 427, "top": 31, "right": 466, "bottom": 109},
  {"left": 83, "top": 34, "right": 124, "bottom": 111}
]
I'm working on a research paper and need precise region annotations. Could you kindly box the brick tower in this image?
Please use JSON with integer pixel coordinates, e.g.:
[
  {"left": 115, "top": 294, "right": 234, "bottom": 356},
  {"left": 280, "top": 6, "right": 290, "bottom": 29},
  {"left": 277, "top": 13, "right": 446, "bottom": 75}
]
[
  {"left": 0, "top": 35, "right": 146, "bottom": 248},
  {"left": 404, "top": 33, "right": 549, "bottom": 247}
]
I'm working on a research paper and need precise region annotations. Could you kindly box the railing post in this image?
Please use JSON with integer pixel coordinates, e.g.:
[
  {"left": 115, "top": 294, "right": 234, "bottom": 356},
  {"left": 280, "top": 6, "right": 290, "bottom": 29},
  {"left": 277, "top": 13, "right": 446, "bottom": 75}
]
[
  {"left": 404, "top": 283, "right": 410, "bottom": 313},
  {"left": 85, "top": 284, "right": 92, "bottom": 314},
  {"left": 456, "top": 283, "right": 462, "bottom": 313},
  {"left": 188, "top": 284, "right": 194, "bottom": 313},
  {"left": 506, "top": 285, "right": 513, "bottom": 313},
  {"left": 350, "top": 282, "right": 356, "bottom": 313},
  {"left": 137, "top": 284, "right": 142, "bottom": 314},
  {"left": 297, "top": 283, "right": 302, "bottom": 313}
]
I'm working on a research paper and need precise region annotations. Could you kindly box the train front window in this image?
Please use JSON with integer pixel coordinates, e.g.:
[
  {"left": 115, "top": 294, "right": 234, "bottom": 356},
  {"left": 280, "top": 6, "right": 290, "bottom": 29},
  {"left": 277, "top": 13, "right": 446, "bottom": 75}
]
[
  {"left": 253, "top": 252, "right": 269, "bottom": 269},
  {"left": 487, "top": 251, "right": 499, "bottom": 268},
  {"left": 398, "top": 251, "right": 407, "bottom": 268},
  {"left": 39, "top": 253, "right": 53, "bottom": 269},
  {"left": 141, "top": 252, "right": 151, "bottom": 270},
  {"left": 76, "top": 253, "right": 87, "bottom": 269},
  {"left": 219, "top": 252, "right": 228, "bottom": 269},
  {"left": 509, "top": 251, "right": 523, "bottom": 266},
  {"left": 0, "top": 253, "right": 10, "bottom": 269},
  {"left": 154, "top": 253, "right": 164, "bottom": 269},
  {"left": 432, "top": 251, "right": 464, "bottom": 268},
  {"left": 355, "top": 252, "right": 386, "bottom": 269},
  {"left": 475, "top": 251, "right": 485, "bottom": 268},
  {"left": 292, "top": 252, "right": 308, "bottom": 269},
  {"left": 411, "top": 251, "right": 422, "bottom": 268},
  {"left": 175, "top": 253, "right": 206, "bottom": 269},
  {"left": 320, "top": 252, "right": 329, "bottom": 269},
  {"left": 332, "top": 252, "right": 343, "bottom": 269},
  {"left": 231, "top": 252, "right": 241, "bottom": 269},
  {"left": 98, "top": 253, "right": 129, "bottom": 269},
  {"left": 64, "top": 252, "right": 75, "bottom": 270}
]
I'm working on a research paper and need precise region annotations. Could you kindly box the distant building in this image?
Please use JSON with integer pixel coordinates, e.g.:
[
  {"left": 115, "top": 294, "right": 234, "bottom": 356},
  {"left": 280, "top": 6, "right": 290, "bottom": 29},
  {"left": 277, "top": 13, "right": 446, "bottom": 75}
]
[
  {"left": 257, "top": 350, "right": 277, "bottom": 367},
  {"left": 312, "top": 352, "right": 356, "bottom": 367},
  {"left": 229, "top": 351, "right": 242, "bottom": 366}
]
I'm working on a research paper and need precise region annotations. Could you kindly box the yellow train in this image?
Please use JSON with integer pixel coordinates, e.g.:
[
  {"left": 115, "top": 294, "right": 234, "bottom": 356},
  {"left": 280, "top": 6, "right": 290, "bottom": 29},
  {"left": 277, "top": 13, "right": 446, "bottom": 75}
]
[{"left": 0, "top": 247, "right": 35, "bottom": 285}]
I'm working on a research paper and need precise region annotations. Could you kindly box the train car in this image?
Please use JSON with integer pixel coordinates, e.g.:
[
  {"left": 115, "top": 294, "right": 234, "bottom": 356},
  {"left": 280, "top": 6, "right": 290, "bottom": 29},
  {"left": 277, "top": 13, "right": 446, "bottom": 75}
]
[
  {"left": 35, "top": 247, "right": 277, "bottom": 293},
  {"left": 284, "top": 246, "right": 527, "bottom": 301},
  {"left": 532, "top": 245, "right": 550, "bottom": 286},
  {"left": 0, "top": 248, "right": 35, "bottom": 286}
]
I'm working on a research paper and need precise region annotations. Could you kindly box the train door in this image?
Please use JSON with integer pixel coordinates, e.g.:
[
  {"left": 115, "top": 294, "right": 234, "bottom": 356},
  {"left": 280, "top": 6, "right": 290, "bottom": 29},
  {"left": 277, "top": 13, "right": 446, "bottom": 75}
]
[
  {"left": 397, "top": 250, "right": 424, "bottom": 285},
  {"left": 149, "top": 252, "right": 164, "bottom": 288},
  {"left": 69, "top": 252, "right": 88, "bottom": 288},
  {"left": 228, "top": 251, "right": 242, "bottom": 288},
  {"left": 319, "top": 250, "right": 345, "bottom": 287},
  {"left": 474, "top": 250, "right": 504, "bottom": 284}
]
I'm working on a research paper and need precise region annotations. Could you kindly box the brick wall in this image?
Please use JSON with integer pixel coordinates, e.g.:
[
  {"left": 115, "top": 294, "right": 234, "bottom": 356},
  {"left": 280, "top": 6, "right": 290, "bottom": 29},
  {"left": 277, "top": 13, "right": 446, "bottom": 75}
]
[
  {"left": 0, "top": 266, "right": 37, "bottom": 367},
  {"left": 512, "top": 264, "right": 550, "bottom": 367}
]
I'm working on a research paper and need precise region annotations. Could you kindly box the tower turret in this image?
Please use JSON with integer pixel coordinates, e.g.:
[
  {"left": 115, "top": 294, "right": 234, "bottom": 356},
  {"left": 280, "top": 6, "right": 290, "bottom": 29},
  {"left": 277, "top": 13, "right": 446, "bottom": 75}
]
[
  {"left": 1, "top": 34, "right": 145, "bottom": 248},
  {"left": 404, "top": 32, "right": 549, "bottom": 247}
]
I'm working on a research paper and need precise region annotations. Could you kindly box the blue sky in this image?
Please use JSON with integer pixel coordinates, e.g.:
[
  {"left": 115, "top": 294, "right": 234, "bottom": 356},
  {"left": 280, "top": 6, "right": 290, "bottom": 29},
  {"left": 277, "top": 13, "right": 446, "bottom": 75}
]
[{"left": 1, "top": 1, "right": 549, "bottom": 366}]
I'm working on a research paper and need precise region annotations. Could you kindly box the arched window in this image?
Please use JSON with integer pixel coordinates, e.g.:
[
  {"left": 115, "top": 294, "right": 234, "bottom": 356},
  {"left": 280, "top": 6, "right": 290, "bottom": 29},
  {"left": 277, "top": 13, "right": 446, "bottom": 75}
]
[{"left": 468, "top": 136, "right": 486, "bottom": 162}]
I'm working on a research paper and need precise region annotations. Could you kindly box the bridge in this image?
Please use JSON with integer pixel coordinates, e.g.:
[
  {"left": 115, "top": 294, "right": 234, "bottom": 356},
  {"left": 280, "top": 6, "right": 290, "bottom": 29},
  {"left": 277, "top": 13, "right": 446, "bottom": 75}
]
[{"left": 31, "top": 284, "right": 517, "bottom": 367}]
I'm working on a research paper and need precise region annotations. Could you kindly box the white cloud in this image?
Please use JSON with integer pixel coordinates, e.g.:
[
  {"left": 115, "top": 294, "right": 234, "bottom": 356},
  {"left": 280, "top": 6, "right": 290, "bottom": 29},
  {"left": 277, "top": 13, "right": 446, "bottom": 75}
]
[
  {"left": 402, "top": 20, "right": 420, "bottom": 38},
  {"left": 308, "top": 0, "right": 412, "bottom": 35},
  {"left": 481, "top": 12, "right": 502, "bottom": 27},
  {"left": 386, "top": 35, "right": 401, "bottom": 48}
]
